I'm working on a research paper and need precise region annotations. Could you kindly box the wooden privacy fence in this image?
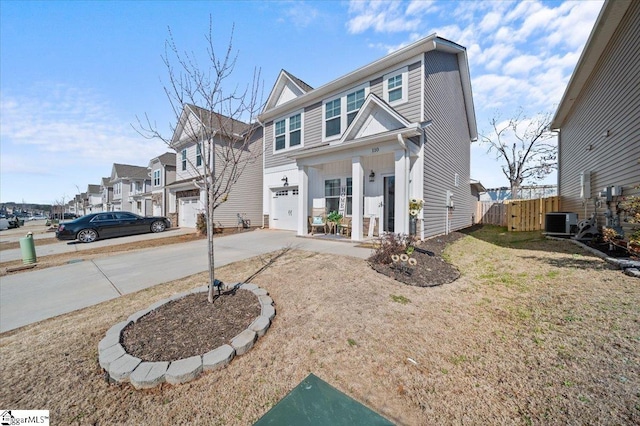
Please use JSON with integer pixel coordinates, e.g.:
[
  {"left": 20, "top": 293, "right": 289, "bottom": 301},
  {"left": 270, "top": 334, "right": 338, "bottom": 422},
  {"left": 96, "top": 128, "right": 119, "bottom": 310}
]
[{"left": 476, "top": 196, "right": 561, "bottom": 231}]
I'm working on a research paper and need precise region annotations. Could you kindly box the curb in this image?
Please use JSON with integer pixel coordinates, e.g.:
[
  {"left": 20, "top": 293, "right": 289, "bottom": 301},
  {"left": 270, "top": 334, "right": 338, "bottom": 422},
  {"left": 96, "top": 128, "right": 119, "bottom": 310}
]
[{"left": 98, "top": 282, "right": 274, "bottom": 389}]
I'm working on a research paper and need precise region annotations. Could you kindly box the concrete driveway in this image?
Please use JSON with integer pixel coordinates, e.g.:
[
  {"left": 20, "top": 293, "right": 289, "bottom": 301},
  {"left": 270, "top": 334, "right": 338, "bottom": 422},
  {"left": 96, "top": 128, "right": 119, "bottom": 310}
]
[{"left": 0, "top": 229, "right": 372, "bottom": 333}]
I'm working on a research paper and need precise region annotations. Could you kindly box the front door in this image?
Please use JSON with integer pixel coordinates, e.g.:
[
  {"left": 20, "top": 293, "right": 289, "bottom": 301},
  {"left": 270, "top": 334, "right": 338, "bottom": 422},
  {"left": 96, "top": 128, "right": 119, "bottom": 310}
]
[{"left": 384, "top": 176, "right": 395, "bottom": 232}]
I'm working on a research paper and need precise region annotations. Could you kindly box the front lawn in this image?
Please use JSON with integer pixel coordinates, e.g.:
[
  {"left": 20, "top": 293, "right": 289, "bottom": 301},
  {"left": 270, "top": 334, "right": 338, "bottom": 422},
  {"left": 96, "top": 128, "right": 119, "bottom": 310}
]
[{"left": 0, "top": 226, "right": 637, "bottom": 425}]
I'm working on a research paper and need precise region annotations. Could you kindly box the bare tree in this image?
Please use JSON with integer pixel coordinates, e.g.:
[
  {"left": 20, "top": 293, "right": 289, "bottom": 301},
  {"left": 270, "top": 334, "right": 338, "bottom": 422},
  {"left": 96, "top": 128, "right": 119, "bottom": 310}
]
[
  {"left": 481, "top": 109, "right": 556, "bottom": 198},
  {"left": 137, "top": 20, "right": 262, "bottom": 303}
]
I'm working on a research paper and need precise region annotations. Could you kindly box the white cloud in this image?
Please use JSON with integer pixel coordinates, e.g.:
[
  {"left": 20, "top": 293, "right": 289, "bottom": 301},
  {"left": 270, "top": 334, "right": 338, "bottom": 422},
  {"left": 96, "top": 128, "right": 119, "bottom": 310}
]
[
  {"left": 406, "top": 0, "right": 437, "bottom": 15},
  {"left": 0, "top": 84, "right": 166, "bottom": 167},
  {"left": 282, "top": 1, "right": 320, "bottom": 28},
  {"left": 346, "top": 0, "right": 421, "bottom": 34},
  {"left": 503, "top": 54, "right": 543, "bottom": 75}
]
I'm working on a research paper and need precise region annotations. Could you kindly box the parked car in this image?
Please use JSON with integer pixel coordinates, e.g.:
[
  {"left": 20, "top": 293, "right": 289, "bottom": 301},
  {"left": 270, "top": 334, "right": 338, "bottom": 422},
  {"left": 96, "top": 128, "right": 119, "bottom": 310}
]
[
  {"left": 55, "top": 212, "right": 171, "bottom": 243},
  {"left": 6, "top": 215, "right": 23, "bottom": 228}
]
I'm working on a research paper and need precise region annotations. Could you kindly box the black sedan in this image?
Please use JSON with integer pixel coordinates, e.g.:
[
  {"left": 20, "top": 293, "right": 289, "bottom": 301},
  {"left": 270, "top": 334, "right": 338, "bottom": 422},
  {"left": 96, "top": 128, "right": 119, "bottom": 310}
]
[{"left": 56, "top": 212, "right": 171, "bottom": 243}]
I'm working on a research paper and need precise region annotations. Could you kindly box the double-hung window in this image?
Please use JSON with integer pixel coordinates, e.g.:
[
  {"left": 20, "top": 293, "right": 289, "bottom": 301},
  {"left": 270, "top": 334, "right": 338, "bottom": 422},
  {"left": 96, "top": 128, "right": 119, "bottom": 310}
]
[
  {"left": 181, "top": 149, "right": 187, "bottom": 171},
  {"left": 153, "top": 170, "right": 161, "bottom": 186},
  {"left": 325, "top": 179, "right": 341, "bottom": 213},
  {"left": 274, "top": 112, "right": 303, "bottom": 152},
  {"left": 323, "top": 83, "right": 369, "bottom": 141},
  {"left": 346, "top": 89, "right": 365, "bottom": 126},
  {"left": 289, "top": 114, "right": 301, "bottom": 147},
  {"left": 384, "top": 67, "right": 408, "bottom": 105},
  {"left": 325, "top": 99, "right": 341, "bottom": 138},
  {"left": 196, "top": 143, "right": 202, "bottom": 167}
]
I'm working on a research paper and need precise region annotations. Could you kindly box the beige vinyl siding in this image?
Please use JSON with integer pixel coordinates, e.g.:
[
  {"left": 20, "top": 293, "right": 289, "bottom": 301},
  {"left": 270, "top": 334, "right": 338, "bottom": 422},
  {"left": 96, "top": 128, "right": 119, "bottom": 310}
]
[
  {"left": 422, "top": 50, "right": 474, "bottom": 238},
  {"left": 211, "top": 127, "right": 264, "bottom": 228},
  {"left": 558, "top": 1, "right": 640, "bottom": 234}
]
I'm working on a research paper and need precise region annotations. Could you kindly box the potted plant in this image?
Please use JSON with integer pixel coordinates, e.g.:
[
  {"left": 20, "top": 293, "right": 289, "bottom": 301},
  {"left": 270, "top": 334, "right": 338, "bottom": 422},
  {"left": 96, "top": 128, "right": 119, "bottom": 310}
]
[
  {"left": 327, "top": 211, "right": 343, "bottom": 234},
  {"left": 408, "top": 198, "right": 423, "bottom": 235}
]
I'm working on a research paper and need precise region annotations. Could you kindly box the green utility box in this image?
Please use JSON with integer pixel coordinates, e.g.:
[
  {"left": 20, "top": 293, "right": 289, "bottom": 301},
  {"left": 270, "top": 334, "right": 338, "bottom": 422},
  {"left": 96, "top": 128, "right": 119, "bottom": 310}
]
[{"left": 19, "top": 233, "right": 37, "bottom": 265}]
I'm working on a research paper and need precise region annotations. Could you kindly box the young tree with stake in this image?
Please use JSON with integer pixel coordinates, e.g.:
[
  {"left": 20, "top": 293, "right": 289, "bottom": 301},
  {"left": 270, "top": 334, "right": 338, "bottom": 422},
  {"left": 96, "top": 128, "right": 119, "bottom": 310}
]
[{"left": 138, "top": 21, "right": 263, "bottom": 303}]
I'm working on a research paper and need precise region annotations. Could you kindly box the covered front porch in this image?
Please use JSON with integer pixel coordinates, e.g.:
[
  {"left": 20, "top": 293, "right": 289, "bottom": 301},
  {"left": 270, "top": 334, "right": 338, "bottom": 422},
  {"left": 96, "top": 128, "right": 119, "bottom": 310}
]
[{"left": 291, "top": 127, "right": 424, "bottom": 241}]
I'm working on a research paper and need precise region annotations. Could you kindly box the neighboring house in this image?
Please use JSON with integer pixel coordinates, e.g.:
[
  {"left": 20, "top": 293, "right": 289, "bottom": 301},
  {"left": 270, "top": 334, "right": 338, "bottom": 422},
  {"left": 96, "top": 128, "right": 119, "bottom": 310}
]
[
  {"left": 258, "top": 34, "right": 477, "bottom": 240},
  {"left": 100, "top": 177, "right": 113, "bottom": 212},
  {"left": 109, "top": 163, "right": 152, "bottom": 213},
  {"left": 479, "top": 185, "right": 558, "bottom": 202},
  {"left": 551, "top": 0, "right": 639, "bottom": 235},
  {"left": 86, "top": 184, "right": 103, "bottom": 213},
  {"left": 168, "top": 104, "right": 263, "bottom": 228},
  {"left": 148, "top": 152, "right": 176, "bottom": 217}
]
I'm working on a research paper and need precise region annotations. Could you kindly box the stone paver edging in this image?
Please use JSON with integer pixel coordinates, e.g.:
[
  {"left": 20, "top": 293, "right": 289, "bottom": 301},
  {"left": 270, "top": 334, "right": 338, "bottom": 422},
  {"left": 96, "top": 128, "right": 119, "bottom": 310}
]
[
  {"left": 98, "top": 283, "right": 274, "bottom": 389},
  {"left": 547, "top": 236, "right": 640, "bottom": 278}
]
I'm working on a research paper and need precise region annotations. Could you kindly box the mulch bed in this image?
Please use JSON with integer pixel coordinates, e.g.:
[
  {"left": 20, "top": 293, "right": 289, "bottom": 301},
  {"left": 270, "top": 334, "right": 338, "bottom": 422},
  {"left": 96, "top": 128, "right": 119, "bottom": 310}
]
[
  {"left": 369, "top": 231, "right": 466, "bottom": 287},
  {"left": 121, "top": 289, "right": 260, "bottom": 362}
]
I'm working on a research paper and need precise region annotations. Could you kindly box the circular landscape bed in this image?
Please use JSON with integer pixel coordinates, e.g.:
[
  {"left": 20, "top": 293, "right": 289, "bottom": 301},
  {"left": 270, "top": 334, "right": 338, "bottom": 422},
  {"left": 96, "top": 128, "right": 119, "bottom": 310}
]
[{"left": 98, "top": 283, "right": 275, "bottom": 389}]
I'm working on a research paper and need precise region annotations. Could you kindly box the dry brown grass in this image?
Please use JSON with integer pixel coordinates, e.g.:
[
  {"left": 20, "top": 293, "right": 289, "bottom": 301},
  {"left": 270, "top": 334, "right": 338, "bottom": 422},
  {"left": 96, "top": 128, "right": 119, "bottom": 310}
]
[{"left": 0, "top": 226, "right": 638, "bottom": 425}]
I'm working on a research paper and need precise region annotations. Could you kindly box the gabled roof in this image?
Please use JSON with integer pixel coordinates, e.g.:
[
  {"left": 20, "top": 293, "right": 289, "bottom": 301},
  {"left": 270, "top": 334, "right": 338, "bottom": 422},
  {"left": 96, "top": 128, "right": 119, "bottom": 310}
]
[
  {"left": 87, "top": 184, "right": 101, "bottom": 194},
  {"left": 338, "top": 94, "right": 411, "bottom": 144},
  {"left": 171, "top": 104, "right": 253, "bottom": 147},
  {"left": 260, "top": 34, "right": 477, "bottom": 141},
  {"left": 111, "top": 163, "right": 149, "bottom": 182},
  {"left": 552, "top": 0, "right": 633, "bottom": 128},
  {"left": 264, "top": 70, "right": 314, "bottom": 110},
  {"left": 101, "top": 177, "right": 111, "bottom": 187},
  {"left": 149, "top": 152, "right": 176, "bottom": 168}
]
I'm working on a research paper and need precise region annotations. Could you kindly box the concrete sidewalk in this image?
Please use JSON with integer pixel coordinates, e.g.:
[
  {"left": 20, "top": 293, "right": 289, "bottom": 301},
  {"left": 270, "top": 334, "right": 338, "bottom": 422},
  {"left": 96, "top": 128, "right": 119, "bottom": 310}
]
[
  {"left": 0, "top": 227, "right": 195, "bottom": 262},
  {"left": 0, "top": 229, "right": 373, "bottom": 333}
]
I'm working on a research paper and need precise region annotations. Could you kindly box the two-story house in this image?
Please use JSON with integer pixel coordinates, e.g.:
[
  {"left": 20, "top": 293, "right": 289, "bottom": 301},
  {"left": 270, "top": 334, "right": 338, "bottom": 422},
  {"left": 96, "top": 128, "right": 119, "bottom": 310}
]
[
  {"left": 148, "top": 152, "right": 176, "bottom": 217},
  {"left": 109, "top": 163, "right": 151, "bottom": 213},
  {"left": 552, "top": 0, "right": 639, "bottom": 236},
  {"left": 168, "top": 104, "right": 263, "bottom": 229},
  {"left": 86, "top": 184, "right": 103, "bottom": 213},
  {"left": 259, "top": 34, "right": 477, "bottom": 240},
  {"left": 100, "top": 177, "right": 113, "bottom": 212}
]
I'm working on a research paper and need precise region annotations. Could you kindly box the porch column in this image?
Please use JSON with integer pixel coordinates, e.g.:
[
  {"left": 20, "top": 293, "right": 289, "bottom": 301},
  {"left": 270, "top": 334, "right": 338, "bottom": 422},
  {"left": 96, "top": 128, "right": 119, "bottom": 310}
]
[
  {"left": 351, "top": 156, "right": 364, "bottom": 241},
  {"left": 394, "top": 149, "right": 409, "bottom": 234},
  {"left": 297, "top": 165, "right": 309, "bottom": 236}
]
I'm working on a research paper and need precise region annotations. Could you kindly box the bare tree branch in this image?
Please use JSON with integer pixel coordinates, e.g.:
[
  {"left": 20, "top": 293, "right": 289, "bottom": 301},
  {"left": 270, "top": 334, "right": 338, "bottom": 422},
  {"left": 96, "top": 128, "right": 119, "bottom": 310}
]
[
  {"left": 134, "top": 18, "right": 263, "bottom": 303},
  {"left": 480, "top": 109, "right": 556, "bottom": 198}
]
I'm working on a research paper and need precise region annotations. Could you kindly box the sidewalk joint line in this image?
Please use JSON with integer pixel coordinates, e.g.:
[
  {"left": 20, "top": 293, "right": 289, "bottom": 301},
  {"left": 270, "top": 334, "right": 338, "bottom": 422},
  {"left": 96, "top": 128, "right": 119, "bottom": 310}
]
[{"left": 91, "top": 260, "right": 123, "bottom": 296}]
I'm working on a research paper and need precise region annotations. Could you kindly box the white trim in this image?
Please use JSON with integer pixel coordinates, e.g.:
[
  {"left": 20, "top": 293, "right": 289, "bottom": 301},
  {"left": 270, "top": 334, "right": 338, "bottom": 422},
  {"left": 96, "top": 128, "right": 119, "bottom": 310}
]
[
  {"left": 322, "top": 82, "right": 370, "bottom": 142},
  {"left": 383, "top": 66, "right": 408, "bottom": 106},
  {"left": 272, "top": 109, "right": 304, "bottom": 154}
]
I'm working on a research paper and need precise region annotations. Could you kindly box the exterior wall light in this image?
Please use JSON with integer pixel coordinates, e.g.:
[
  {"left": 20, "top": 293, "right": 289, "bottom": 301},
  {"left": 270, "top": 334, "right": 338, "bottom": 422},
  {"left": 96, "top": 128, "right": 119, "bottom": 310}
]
[{"left": 369, "top": 170, "right": 375, "bottom": 182}]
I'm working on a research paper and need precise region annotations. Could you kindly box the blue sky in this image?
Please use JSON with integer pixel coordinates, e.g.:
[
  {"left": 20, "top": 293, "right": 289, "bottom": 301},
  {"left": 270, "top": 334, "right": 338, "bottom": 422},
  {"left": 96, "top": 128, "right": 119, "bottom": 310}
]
[{"left": 0, "top": 0, "right": 604, "bottom": 205}]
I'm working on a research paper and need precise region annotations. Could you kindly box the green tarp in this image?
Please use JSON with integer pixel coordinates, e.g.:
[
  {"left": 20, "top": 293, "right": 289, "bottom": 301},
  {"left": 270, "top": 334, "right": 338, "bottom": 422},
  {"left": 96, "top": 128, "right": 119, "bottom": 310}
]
[{"left": 254, "top": 373, "right": 394, "bottom": 425}]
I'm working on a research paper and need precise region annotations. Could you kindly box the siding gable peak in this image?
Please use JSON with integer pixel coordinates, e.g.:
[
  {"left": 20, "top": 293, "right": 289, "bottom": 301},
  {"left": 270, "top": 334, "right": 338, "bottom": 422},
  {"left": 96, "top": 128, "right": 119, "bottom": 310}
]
[
  {"left": 264, "top": 70, "right": 313, "bottom": 111},
  {"left": 339, "top": 94, "right": 412, "bottom": 144}
]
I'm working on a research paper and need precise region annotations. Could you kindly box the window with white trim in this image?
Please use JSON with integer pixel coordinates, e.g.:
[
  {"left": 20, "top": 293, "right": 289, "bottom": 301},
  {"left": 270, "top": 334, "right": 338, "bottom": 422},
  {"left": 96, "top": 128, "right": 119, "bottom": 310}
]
[
  {"left": 346, "top": 89, "right": 365, "bottom": 126},
  {"left": 384, "top": 67, "right": 408, "bottom": 105},
  {"left": 181, "top": 149, "right": 187, "bottom": 171},
  {"left": 325, "top": 99, "right": 341, "bottom": 137},
  {"left": 324, "top": 177, "right": 353, "bottom": 215},
  {"left": 322, "top": 83, "right": 369, "bottom": 141},
  {"left": 273, "top": 111, "right": 303, "bottom": 152},
  {"left": 114, "top": 182, "right": 121, "bottom": 195},
  {"left": 196, "top": 143, "right": 202, "bottom": 167},
  {"left": 153, "top": 170, "right": 161, "bottom": 186}
]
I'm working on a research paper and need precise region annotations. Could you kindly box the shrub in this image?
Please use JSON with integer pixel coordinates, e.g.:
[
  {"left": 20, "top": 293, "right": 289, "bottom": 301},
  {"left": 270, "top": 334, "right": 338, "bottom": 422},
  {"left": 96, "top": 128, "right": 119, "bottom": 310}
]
[{"left": 369, "top": 233, "right": 416, "bottom": 265}]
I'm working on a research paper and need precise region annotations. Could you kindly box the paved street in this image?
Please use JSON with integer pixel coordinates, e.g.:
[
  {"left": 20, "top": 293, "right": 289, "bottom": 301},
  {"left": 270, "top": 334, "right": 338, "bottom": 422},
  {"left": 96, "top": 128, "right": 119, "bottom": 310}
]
[{"left": 0, "top": 229, "right": 372, "bottom": 332}]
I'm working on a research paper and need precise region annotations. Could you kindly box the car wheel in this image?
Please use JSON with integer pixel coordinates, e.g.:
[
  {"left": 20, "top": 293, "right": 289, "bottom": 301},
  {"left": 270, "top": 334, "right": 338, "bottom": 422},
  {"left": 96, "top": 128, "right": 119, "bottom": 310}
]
[
  {"left": 77, "top": 229, "right": 98, "bottom": 243},
  {"left": 151, "top": 221, "right": 166, "bottom": 233}
]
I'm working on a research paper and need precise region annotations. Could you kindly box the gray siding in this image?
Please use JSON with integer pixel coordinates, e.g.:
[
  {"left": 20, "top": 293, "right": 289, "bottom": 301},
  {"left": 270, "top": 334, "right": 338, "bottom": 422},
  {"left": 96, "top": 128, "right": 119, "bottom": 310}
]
[
  {"left": 213, "top": 127, "right": 264, "bottom": 228},
  {"left": 369, "top": 62, "right": 421, "bottom": 122},
  {"left": 558, "top": 1, "right": 640, "bottom": 234},
  {"left": 422, "top": 50, "right": 474, "bottom": 238}
]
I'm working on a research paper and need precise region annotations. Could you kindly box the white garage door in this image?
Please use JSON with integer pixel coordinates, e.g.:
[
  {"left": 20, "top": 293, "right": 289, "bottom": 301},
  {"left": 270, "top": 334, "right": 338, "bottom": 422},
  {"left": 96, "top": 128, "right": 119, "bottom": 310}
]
[
  {"left": 270, "top": 188, "right": 298, "bottom": 231},
  {"left": 179, "top": 198, "right": 200, "bottom": 228}
]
